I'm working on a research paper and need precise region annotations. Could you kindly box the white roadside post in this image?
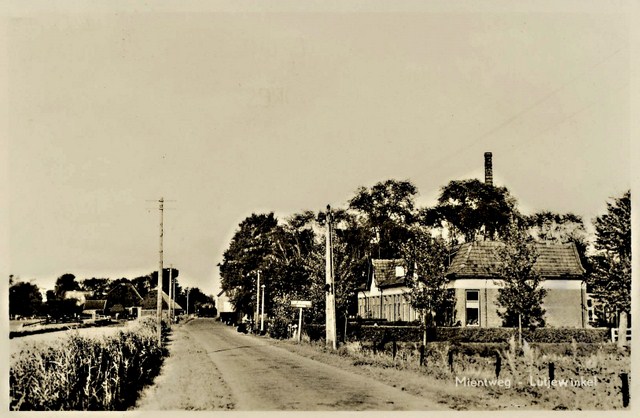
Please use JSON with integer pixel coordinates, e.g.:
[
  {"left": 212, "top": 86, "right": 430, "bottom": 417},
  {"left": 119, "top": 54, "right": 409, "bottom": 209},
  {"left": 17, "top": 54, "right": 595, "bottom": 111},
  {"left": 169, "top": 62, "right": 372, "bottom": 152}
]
[
  {"left": 256, "top": 271, "right": 261, "bottom": 332},
  {"left": 291, "top": 300, "right": 312, "bottom": 343},
  {"left": 260, "top": 284, "right": 266, "bottom": 332}
]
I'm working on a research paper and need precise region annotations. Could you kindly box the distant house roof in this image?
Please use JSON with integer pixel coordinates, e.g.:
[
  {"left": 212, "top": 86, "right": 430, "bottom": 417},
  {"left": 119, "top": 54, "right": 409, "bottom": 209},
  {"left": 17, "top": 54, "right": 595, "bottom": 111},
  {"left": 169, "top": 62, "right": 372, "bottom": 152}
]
[
  {"left": 141, "top": 289, "right": 184, "bottom": 310},
  {"left": 106, "top": 282, "right": 143, "bottom": 308},
  {"left": 83, "top": 299, "right": 107, "bottom": 311},
  {"left": 447, "top": 240, "right": 585, "bottom": 279},
  {"left": 371, "top": 259, "right": 407, "bottom": 289}
]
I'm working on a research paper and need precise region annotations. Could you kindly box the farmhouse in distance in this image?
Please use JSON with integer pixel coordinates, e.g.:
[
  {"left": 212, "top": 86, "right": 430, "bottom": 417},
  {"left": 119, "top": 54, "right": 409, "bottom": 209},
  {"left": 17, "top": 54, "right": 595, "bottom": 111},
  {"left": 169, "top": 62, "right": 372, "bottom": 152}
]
[{"left": 357, "top": 152, "right": 591, "bottom": 329}]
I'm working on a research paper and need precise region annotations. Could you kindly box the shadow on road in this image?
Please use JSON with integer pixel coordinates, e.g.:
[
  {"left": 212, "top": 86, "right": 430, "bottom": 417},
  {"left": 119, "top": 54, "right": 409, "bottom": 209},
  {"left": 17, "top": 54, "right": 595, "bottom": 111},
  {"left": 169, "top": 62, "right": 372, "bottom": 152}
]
[{"left": 211, "top": 345, "right": 258, "bottom": 353}]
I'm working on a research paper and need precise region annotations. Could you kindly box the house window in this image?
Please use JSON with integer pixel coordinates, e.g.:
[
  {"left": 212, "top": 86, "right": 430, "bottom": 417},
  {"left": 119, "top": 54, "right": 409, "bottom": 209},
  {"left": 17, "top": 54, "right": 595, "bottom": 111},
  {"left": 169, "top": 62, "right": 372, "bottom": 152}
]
[
  {"left": 465, "top": 290, "right": 480, "bottom": 326},
  {"left": 395, "top": 266, "right": 405, "bottom": 277}
]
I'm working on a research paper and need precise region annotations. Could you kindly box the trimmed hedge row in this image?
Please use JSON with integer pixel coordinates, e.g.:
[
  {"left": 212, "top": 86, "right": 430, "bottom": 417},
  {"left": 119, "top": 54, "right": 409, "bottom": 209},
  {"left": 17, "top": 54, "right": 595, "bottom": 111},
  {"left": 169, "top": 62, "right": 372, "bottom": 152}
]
[{"left": 303, "top": 323, "right": 610, "bottom": 344}]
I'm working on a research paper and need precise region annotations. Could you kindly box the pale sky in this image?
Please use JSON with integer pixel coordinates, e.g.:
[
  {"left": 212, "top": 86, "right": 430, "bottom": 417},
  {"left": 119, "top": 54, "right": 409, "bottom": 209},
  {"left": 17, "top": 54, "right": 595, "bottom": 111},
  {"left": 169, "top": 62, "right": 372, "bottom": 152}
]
[{"left": 1, "top": 1, "right": 633, "bottom": 296}]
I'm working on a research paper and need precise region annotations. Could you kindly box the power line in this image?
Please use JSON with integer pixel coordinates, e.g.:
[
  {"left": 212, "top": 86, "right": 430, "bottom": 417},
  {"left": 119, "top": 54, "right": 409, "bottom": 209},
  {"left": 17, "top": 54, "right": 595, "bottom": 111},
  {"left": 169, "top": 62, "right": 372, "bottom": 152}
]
[{"left": 426, "top": 47, "right": 625, "bottom": 172}]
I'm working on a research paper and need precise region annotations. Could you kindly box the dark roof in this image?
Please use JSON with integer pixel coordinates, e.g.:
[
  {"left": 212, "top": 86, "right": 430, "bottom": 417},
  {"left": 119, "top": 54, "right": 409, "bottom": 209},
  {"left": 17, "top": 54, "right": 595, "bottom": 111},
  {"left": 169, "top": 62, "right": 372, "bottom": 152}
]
[
  {"left": 141, "top": 289, "right": 184, "bottom": 310},
  {"left": 83, "top": 299, "right": 107, "bottom": 310},
  {"left": 107, "top": 282, "right": 143, "bottom": 302},
  {"left": 371, "top": 259, "right": 407, "bottom": 289},
  {"left": 447, "top": 240, "right": 585, "bottom": 279}
]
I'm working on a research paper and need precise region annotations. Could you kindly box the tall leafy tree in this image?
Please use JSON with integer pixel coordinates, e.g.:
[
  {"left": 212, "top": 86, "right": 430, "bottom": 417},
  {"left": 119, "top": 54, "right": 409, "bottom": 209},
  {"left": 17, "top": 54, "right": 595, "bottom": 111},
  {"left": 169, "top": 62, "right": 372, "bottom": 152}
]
[
  {"left": 80, "top": 277, "right": 111, "bottom": 299},
  {"left": 587, "top": 190, "right": 631, "bottom": 324},
  {"left": 54, "top": 273, "right": 81, "bottom": 299},
  {"left": 525, "top": 211, "right": 590, "bottom": 272},
  {"left": 9, "top": 281, "right": 43, "bottom": 318},
  {"left": 348, "top": 179, "right": 418, "bottom": 259},
  {"left": 399, "top": 226, "right": 453, "bottom": 330},
  {"left": 494, "top": 223, "right": 546, "bottom": 328},
  {"left": 178, "top": 287, "right": 214, "bottom": 315},
  {"left": 423, "top": 179, "right": 519, "bottom": 244},
  {"left": 219, "top": 213, "right": 280, "bottom": 317}
]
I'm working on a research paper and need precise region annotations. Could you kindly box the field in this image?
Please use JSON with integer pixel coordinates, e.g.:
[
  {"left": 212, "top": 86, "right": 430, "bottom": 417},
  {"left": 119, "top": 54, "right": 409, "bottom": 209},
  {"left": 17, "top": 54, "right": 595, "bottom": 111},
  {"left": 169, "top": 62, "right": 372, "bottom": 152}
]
[{"left": 10, "top": 318, "right": 168, "bottom": 411}]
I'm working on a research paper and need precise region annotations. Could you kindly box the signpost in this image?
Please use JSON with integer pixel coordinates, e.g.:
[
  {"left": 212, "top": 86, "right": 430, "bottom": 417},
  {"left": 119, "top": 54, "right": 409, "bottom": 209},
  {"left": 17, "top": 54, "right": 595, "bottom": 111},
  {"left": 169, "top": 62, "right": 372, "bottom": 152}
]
[{"left": 291, "top": 300, "right": 312, "bottom": 342}]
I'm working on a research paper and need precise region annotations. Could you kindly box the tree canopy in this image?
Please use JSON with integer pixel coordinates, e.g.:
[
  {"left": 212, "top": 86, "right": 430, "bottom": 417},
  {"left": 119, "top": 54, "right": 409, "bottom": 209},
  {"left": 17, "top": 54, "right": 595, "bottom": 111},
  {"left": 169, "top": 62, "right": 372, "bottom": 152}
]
[
  {"left": 399, "top": 226, "right": 453, "bottom": 327},
  {"left": 348, "top": 179, "right": 418, "bottom": 259},
  {"left": 423, "top": 179, "right": 519, "bottom": 243},
  {"left": 494, "top": 223, "right": 546, "bottom": 328},
  {"left": 9, "top": 281, "right": 43, "bottom": 318},
  {"left": 588, "top": 190, "right": 631, "bottom": 317},
  {"left": 219, "top": 213, "right": 281, "bottom": 316},
  {"left": 54, "top": 273, "right": 81, "bottom": 299}
]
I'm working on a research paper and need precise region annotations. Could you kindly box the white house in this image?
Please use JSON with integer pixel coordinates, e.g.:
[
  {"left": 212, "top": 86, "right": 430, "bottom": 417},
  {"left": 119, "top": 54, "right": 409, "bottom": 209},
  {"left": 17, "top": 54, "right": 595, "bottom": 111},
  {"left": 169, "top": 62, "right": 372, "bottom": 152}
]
[{"left": 357, "top": 259, "right": 419, "bottom": 322}]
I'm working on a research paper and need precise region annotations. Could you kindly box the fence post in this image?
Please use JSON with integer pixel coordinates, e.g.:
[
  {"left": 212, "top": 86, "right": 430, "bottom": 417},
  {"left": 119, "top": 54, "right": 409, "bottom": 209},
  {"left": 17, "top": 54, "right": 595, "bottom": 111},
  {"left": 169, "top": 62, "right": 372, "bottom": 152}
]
[
  {"left": 495, "top": 351, "right": 501, "bottom": 379},
  {"left": 392, "top": 340, "right": 397, "bottom": 360},
  {"left": 548, "top": 362, "right": 555, "bottom": 381},
  {"left": 419, "top": 344, "right": 425, "bottom": 367},
  {"left": 620, "top": 373, "right": 629, "bottom": 408},
  {"left": 448, "top": 349, "right": 454, "bottom": 372}
]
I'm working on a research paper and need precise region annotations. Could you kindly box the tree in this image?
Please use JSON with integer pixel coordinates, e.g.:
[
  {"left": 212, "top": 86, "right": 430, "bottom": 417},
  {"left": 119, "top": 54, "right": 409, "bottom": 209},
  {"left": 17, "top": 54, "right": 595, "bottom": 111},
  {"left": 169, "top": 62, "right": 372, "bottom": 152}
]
[
  {"left": 423, "top": 179, "right": 519, "bottom": 244},
  {"left": 106, "top": 282, "right": 143, "bottom": 310},
  {"left": 348, "top": 179, "right": 418, "bottom": 259},
  {"left": 219, "top": 213, "right": 280, "bottom": 317},
  {"left": 132, "top": 274, "right": 154, "bottom": 298},
  {"left": 587, "top": 191, "right": 631, "bottom": 326},
  {"left": 400, "top": 226, "right": 453, "bottom": 344},
  {"left": 178, "top": 287, "right": 214, "bottom": 315},
  {"left": 150, "top": 268, "right": 181, "bottom": 296},
  {"left": 525, "top": 211, "right": 590, "bottom": 272},
  {"left": 494, "top": 223, "right": 546, "bottom": 329},
  {"left": 81, "top": 277, "right": 110, "bottom": 299},
  {"left": 9, "top": 281, "right": 43, "bottom": 318},
  {"left": 54, "top": 273, "right": 80, "bottom": 298}
]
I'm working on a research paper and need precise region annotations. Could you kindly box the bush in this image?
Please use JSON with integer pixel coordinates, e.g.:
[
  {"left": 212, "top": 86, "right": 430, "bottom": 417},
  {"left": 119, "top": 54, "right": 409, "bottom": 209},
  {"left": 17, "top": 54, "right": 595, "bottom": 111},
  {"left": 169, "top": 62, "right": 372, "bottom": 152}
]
[
  {"left": 522, "top": 328, "right": 609, "bottom": 343},
  {"left": 10, "top": 318, "right": 167, "bottom": 410},
  {"left": 303, "top": 324, "right": 326, "bottom": 341},
  {"left": 268, "top": 318, "right": 290, "bottom": 339},
  {"left": 347, "top": 326, "right": 610, "bottom": 344}
]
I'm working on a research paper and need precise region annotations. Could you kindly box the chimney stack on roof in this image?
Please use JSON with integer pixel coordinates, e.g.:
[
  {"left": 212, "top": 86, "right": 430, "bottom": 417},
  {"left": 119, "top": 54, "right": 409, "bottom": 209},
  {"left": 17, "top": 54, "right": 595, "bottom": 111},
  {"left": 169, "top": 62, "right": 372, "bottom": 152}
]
[{"left": 484, "top": 152, "right": 493, "bottom": 186}]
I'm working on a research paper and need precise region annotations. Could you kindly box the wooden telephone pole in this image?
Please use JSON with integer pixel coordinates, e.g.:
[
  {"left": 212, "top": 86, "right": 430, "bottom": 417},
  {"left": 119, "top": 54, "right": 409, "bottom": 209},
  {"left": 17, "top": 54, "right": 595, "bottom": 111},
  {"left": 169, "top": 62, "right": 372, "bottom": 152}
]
[
  {"left": 168, "top": 263, "right": 173, "bottom": 327},
  {"left": 156, "top": 197, "right": 164, "bottom": 346},
  {"left": 325, "top": 205, "right": 337, "bottom": 350}
]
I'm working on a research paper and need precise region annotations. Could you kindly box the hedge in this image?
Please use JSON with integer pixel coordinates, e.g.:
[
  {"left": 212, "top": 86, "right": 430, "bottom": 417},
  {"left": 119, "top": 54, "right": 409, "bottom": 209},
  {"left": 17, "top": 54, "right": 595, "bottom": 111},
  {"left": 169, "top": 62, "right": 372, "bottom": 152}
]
[{"left": 303, "top": 323, "right": 610, "bottom": 344}]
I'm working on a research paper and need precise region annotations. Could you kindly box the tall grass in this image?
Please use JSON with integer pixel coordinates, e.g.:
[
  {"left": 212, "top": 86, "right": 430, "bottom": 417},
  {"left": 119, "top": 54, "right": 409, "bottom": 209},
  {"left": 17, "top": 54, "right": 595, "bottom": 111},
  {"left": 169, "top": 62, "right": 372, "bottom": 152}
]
[
  {"left": 329, "top": 335, "right": 630, "bottom": 409},
  {"left": 10, "top": 318, "right": 167, "bottom": 411}
]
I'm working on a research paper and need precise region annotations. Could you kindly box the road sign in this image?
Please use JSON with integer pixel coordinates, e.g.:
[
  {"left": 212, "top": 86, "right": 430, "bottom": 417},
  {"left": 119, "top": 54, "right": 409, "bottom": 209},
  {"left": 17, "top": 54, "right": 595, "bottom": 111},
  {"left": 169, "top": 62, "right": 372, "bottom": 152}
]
[{"left": 291, "top": 300, "right": 312, "bottom": 308}]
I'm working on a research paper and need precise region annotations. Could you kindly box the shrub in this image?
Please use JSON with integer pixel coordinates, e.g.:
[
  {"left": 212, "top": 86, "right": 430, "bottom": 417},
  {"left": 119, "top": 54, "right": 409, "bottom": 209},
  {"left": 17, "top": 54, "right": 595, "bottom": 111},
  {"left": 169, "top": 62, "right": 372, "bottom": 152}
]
[
  {"left": 10, "top": 318, "right": 167, "bottom": 410},
  {"left": 303, "top": 324, "right": 326, "bottom": 341},
  {"left": 347, "top": 326, "right": 610, "bottom": 344}
]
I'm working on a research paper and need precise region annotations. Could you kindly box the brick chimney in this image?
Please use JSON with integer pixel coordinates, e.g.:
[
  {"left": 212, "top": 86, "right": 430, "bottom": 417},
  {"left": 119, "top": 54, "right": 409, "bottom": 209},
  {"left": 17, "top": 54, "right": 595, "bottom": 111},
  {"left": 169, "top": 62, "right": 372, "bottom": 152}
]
[{"left": 484, "top": 152, "right": 493, "bottom": 186}]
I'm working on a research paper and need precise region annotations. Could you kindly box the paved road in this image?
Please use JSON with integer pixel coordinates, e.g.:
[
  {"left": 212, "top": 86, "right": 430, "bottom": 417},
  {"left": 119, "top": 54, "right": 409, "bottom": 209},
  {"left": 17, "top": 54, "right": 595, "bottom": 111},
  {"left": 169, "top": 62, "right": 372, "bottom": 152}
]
[{"left": 135, "top": 318, "right": 444, "bottom": 411}]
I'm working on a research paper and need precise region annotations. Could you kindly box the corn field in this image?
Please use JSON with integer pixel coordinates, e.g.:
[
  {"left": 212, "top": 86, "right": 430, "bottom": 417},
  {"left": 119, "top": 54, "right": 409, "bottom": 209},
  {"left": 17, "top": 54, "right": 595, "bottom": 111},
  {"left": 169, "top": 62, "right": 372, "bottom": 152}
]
[{"left": 10, "top": 318, "right": 167, "bottom": 411}]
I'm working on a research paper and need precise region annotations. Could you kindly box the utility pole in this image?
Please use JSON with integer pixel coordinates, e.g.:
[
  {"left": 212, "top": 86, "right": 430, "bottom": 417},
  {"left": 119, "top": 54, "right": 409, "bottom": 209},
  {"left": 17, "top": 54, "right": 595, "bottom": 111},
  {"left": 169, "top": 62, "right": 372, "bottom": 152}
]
[
  {"left": 260, "top": 284, "right": 266, "bottom": 332},
  {"left": 168, "top": 264, "right": 173, "bottom": 326},
  {"left": 256, "top": 270, "right": 261, "bottom": 331},
  {"left": 156, "top": 197, "right": 164, "bottom": 346},
  {"left": 325, "top": 205, "right": 337, "bottom": 350},
  {"left": 172, "top": 270, "right": 176, "bottom": 321}
]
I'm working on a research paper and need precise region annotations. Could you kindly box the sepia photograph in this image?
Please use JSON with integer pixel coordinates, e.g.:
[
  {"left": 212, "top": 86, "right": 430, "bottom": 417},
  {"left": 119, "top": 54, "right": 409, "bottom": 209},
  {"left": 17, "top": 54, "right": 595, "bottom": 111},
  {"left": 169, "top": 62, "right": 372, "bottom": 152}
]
[{"left": 2, "top": 0, "right": 636, "bottom": 413}]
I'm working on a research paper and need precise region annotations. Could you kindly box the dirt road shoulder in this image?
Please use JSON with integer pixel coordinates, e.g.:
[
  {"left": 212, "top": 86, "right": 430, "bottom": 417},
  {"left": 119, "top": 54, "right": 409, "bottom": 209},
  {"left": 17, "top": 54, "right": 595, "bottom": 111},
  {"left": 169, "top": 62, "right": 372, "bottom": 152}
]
[{"left": 134, "top": 324, "right": 235, "bottom": 410}]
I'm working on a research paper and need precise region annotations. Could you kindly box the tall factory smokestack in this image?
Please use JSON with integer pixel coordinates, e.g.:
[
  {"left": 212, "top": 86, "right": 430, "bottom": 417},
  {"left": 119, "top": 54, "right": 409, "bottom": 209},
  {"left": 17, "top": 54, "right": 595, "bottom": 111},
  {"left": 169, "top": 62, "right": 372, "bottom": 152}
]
[{"left": 484, "top": 152, "right": 493, "bottom": 186}]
